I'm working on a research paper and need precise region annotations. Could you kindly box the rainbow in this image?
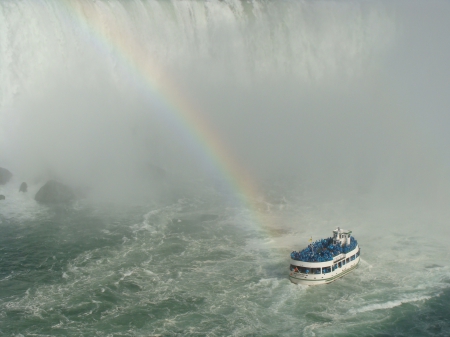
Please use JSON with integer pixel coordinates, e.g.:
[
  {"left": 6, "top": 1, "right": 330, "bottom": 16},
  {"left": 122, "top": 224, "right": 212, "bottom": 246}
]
[{"left": 55, "top": 0, "right": 275, "bottom": 234}]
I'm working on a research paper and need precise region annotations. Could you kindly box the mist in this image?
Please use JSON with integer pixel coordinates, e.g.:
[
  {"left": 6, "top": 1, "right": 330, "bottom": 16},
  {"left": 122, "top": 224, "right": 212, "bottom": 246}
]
[{"left": 1, "top": 0, "right": 450, "bottom": 212}]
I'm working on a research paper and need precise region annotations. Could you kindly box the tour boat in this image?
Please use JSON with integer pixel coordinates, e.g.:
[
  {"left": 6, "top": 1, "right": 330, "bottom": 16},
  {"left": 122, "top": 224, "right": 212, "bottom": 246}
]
[{"left": 289, "top": 227, "right": 360, "bottom": 285}]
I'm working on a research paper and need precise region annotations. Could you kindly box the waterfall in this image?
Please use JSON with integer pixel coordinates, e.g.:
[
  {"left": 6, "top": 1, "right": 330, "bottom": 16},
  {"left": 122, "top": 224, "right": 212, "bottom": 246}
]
[
  {"left": 0, "top": 0, "right": 396, "bottom": 111},
  {"left": 5, "top": 0, "right": 444, "bottom": 205}
]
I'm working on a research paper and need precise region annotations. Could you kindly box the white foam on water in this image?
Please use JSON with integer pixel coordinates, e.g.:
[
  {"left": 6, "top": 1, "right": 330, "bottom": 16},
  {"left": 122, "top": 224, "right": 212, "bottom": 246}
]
[
  {"left": 349, "top": 294, "right": 434, "bottom": 314},
  {"left": 0, "top": 178, "right": 50, "bottom": 222}
]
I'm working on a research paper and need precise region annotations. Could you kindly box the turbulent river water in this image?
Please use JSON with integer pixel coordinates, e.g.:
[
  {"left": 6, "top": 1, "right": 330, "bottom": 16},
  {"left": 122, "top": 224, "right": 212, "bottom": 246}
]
[
  {"left": 1, "top": 179, "right": 450, "bottom": 336},
  {"left": 1, "top": 0, "right": 450, "bottom": 336}
]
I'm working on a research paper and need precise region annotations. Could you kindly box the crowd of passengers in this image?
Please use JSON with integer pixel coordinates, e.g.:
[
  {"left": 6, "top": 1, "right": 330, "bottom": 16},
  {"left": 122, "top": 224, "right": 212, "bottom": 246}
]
[{"left": 290, "top": 250, "right": 360, "bottom": 274}]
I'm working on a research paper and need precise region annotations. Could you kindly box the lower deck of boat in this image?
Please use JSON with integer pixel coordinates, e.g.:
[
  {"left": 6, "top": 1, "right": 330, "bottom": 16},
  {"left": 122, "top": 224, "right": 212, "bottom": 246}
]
[{"left": 289, "top": 258, "right": 360, "bottom": 285}]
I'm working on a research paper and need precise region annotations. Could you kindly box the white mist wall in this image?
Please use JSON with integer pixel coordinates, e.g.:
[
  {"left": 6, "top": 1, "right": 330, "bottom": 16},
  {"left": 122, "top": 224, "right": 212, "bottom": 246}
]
[{"left": 0, "top": 0, "right": 449, "bottom": 207}]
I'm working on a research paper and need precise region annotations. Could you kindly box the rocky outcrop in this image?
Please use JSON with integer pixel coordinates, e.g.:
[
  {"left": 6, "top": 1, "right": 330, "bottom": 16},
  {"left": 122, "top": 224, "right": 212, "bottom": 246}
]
[
  {"left": 19, "top": 182, "right": 28, "bottom": 192},
  {"left": 35, "top": 180, "right": 76, "bottom": 204},
  {"left": 146, "top": 163, "right": 167, "bottom": 179},
  {"left": 0, "top": 167, "right": 12, "bottom": 185}
]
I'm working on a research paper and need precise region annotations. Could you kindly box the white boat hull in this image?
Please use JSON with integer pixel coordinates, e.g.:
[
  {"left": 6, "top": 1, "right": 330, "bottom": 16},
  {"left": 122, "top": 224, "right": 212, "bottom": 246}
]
[{"left": 289, "top": 256, "right": 360, "bottom": 285}]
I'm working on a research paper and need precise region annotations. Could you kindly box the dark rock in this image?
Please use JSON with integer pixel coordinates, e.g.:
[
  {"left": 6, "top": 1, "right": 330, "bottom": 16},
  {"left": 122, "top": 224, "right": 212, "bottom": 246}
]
[
  {"left": 19, "top": 182, "right": 28, "bottom": 192},
  {"left": 0, "top": 167, "right": 12, "bottom": 185},
  {"left": 0, "top": 195, "right": 5, "bottom": 200},
  {"left": 35, "top": 180, "right": 76, "bottom": 204},
  {"left": 146, "top": 164, "right": 167, "bottom": 179}
]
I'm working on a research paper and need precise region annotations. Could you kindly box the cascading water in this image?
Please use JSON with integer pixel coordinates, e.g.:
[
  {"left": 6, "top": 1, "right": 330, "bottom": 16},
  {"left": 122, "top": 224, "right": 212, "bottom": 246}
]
[
  {"left": 1, "top": 1, "right": 450, "bottom": 336},
  {"left": 0, "top": 0, "right": 397, "bottom": 185}
]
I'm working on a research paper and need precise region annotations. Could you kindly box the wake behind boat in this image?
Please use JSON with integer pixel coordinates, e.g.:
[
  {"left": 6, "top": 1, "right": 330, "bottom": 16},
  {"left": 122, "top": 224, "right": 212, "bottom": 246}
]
[{"left": 289, "top": 227, "right": 360, "bottom": 285}]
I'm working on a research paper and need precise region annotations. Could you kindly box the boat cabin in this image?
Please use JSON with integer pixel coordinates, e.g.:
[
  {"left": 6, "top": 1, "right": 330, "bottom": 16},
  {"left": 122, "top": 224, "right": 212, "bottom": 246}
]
[
  {"left": 290, "top": 249, "right": 360, "bottom": 274},
  {"left": 333, "top": 227, "right": 352, "bottom": 247}
]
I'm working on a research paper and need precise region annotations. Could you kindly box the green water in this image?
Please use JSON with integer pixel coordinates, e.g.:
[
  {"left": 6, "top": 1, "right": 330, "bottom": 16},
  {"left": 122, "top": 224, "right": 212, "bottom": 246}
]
[{"left": 1, "top": 192, "right": 449, "bottom": 336}]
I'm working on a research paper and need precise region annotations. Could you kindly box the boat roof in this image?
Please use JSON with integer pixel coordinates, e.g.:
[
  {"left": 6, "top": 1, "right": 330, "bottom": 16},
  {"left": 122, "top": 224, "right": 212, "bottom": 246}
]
[{"left": 333, "top": 227, "right": 352, "bottom": 235}]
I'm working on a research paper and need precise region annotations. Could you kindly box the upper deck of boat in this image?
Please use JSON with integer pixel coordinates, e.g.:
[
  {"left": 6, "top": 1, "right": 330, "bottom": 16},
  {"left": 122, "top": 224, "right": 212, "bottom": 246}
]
[{"left": 290, "top": 227, "right": 358, "bottom": 265}]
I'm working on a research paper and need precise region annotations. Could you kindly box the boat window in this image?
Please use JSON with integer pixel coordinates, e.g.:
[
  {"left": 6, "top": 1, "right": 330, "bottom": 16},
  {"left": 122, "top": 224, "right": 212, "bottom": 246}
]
[
  {"left": 338, "top": 262, "right": 342, "bottom": 268},
  {"left": 333, "top": 264, "right": 337, "bottom": 271},
  {"left": 290, "top": 265, "right": 312, "bottom": 274},
  {"left": 356, "top": 250, "right": 360, "bottom": 258},
  {"left": 342, "top": 260, "right": 346, "bottom": 265},
  {"left": 323, "top": 267, "right": 331, "bottom": 273},
  {"left": 346, "top": 258, "right": 350, "bottom": 263},
  {"left": 351, "top": 255, "right": 355, "bottom": 261},
  {"left": 293, "top": 267, "right": 311, "bottom": 274}
]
